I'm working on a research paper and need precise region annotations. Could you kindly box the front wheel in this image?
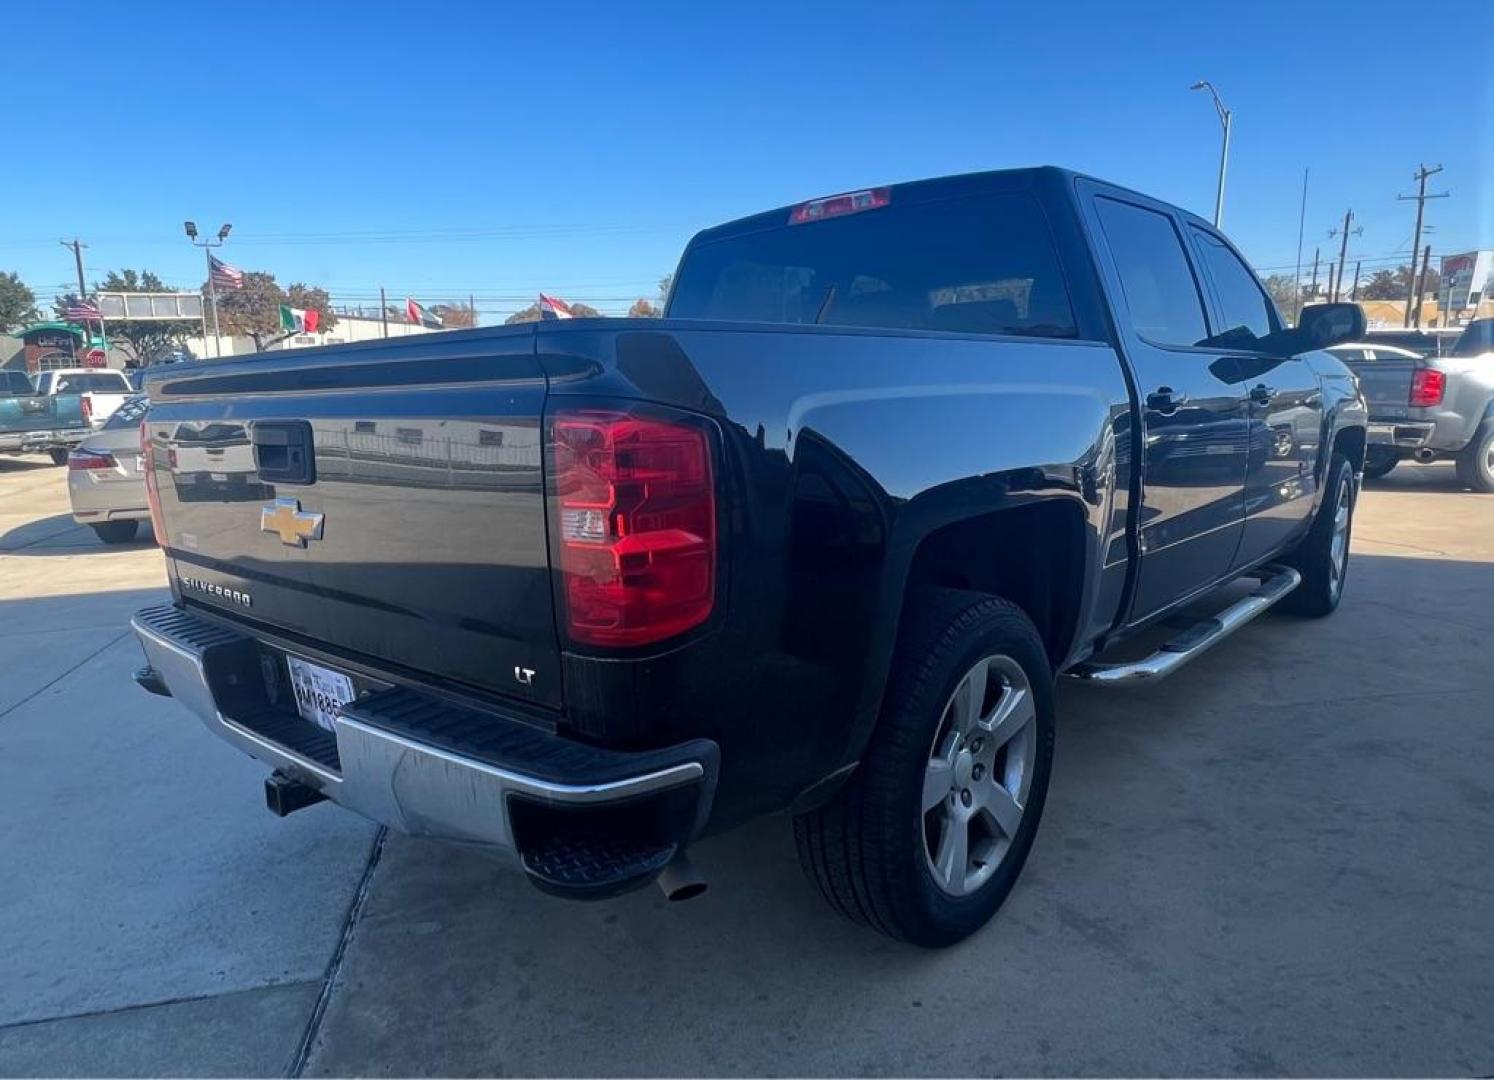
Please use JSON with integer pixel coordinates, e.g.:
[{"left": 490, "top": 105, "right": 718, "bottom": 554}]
[
  {"left": 1454, "top": 422, "right": 1494, "bottom": 493},
  {"left": 793, "top": 590, "right": 1055, "bottom": 947},
  {"left": 1278, "top": 452, "right": 1355, "bottom": 617}
]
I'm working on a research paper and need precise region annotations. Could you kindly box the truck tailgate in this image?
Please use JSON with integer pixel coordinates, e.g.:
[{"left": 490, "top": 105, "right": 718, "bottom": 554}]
[
  {"left": 143, "top": 331, "right": 560, "bottom": 709},
  {"left": 0, "top": 393, "right": 86, "bottom": 434},
  {"left": 1343, "top": 355, "right": 1417, "bottom": 418}
]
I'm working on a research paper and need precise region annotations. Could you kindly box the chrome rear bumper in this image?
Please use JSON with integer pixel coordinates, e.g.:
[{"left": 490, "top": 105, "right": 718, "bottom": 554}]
[{"left": 131, "top": 605, "right": 716, "bottom": 861}]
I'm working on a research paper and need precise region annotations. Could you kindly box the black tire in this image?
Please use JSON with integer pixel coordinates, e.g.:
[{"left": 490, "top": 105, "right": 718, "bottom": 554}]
[
  {"left": 1278, "top": 452, "right": 1355, "bottom": 617},
  {"left": 48, "top": 448, "right": 69, "bottom": 466},
  {"left": 1361, "top": 450, "right": 1397, "bottom": 481},
  {"left": 793, "top": 589, "right": 1055, "bottom": 947},
  {"left": 90, "top": 520, "right": 139, "bottom": 544},
  {"left": 1453, "top": 421, "right": 1494, "bottom": 493}
]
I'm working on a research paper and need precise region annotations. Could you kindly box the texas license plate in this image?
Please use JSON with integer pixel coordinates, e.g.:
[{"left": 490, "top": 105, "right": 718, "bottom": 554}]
[{"left": 286, "top": 655, "right": 356, "bottom": 732}]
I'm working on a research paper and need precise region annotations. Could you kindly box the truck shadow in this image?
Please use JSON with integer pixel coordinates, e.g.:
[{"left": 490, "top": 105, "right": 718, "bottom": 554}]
[
  {"left": 1363, "top": 460, "right": 1474, "bottom": 493},
  {"left": 297, "top": 550, "right": 1494, "bottom": 1076},
  {"left": 0, "top": 512, "right": 156, "bottom": 554},
  {"left": 0, "top": 455, "right": 59, "bottom": 474}
]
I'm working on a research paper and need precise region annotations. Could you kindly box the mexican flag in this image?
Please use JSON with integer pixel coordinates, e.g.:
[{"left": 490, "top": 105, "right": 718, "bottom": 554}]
[{"left": 279, "top": 304, "right": 320, "bottom": 334}]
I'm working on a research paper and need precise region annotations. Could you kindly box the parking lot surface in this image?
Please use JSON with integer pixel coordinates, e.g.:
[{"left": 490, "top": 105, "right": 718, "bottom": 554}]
[{"left": 1, "top": 453, "right": 1490, "bottom": 1077}]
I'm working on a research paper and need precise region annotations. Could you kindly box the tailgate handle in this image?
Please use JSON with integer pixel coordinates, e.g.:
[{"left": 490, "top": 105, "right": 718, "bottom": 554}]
[{"left": 253, "top": 421, "right": 316, "bottom": 485}]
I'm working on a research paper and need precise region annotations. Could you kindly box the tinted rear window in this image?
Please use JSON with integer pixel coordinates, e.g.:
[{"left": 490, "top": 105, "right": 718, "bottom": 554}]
[
  {"left": 53, "top": 372, "right": 132, "bottom": 393},
  {"left": 669, "top": 192, "right": 1077, "bottom": 339},
  {"left": 104, "top": 395, "right": 150, "bottom": 430},
  {"left": 1452, "top": 321, "right": 1494, "bottom": 357}
]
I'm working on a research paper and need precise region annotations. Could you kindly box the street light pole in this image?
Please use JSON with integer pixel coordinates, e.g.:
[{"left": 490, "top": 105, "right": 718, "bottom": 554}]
[
  {"left": 184, "top": 221, "right": 232, "bottom": 358},
  {"left": 1191, "top": 80, "right": 1232, "bottom": 228}
]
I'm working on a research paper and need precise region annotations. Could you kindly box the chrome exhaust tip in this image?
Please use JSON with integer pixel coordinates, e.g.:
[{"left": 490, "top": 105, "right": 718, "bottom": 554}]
[{"left": 657, "top": 850, "right": 708, "bottom": 901}]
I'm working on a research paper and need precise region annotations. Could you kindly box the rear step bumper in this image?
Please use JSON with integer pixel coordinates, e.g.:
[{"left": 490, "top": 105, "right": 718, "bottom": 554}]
[
  {"left": 130, "top": 604, "right": 718, "bottom": 899},
  {"left": 1064, "top": 565, "right": 1301, "bottom": 686}
]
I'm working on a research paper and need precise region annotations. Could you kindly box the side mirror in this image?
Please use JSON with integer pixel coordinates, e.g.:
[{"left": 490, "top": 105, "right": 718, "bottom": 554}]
[{"left": 1295, "top": 303, "right": 1365, "bottom": 349}]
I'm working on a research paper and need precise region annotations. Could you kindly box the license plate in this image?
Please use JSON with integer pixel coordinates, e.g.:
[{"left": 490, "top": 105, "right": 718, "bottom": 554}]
[{"left": 286, "top": 656, "right": 356, "bottom": 732}]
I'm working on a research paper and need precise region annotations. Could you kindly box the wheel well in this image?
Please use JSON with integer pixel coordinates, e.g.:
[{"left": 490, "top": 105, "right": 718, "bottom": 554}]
[
  {"left": 902, "top": 501, "right": 1085, "bottom": 664},
  {"left": 1333, "top": 424, "right": 1366, "bottom": 470}
]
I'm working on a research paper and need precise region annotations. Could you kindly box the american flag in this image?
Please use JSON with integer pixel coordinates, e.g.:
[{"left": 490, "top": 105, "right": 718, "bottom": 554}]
[
  {"left": 65, "top": 296, "right": 101, "bottom": 321},
  {"left": 209, "top": 255, "right": 244, "bottom": 290}
]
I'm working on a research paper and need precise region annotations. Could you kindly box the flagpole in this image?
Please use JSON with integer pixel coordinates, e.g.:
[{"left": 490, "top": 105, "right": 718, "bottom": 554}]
[{"left": 205, "top": 249, "right": 222, "bottom": 358}]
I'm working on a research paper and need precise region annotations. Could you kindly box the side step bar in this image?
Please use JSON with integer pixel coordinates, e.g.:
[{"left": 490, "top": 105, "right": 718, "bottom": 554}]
[{"left": 1065, "top": 565, "right": 1301, "bottom": 686}]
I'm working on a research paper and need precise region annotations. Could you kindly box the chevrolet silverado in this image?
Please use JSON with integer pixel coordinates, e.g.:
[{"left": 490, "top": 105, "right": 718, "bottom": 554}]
[{"left": 131, "top": 168, "right": 1368, "bottom": 945}]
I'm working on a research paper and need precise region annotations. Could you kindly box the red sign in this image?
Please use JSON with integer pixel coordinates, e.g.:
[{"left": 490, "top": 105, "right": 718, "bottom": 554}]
[{"left": 83, "top": 348, "right": 107, "bottom": 368}]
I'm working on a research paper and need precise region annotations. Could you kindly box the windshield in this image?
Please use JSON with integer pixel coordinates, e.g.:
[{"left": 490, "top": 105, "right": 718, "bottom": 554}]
[{"left": 669, "top": 193, "right": 1078, "bottom": 339}]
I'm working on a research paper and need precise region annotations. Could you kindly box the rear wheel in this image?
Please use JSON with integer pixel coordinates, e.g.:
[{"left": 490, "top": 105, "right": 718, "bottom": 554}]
[
  {"left": 1361, "top": 449, "right": 1397, "bottom": 481},
  {"left": 1454, "top": 422, "right": 1494, "bottom": 493},
  {"left": 90, "top": 521, "right": 139, "bottom": 544},
  {"left": 1278, "top": 452, "right": 1355, "bottom": 617},
  {"left": 793, "top": 590, "right": 1054, "bottom": 947},
  {"left": 48, "top": 448, "right": 69, "bottom": 466}
]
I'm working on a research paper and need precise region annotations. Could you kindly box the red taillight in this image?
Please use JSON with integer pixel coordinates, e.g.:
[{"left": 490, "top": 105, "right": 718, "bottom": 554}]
[
  {"left": 1409, "top": 369, "right": 1446, "bottom": 407},
  {"left": 788, "top": 187, "right": 891, "bottom": 225},
  {"left": 141, "top": 420, "right": 167, "bottom": 543},
  {"left": 67, "top": 449, "right": 116, "bottom": 471},
  {"left": 549, "top": 410, "right": 716, "bottom": 647},
  {"left": 80, "top": 396, "right": 93, "bottom": 424}
]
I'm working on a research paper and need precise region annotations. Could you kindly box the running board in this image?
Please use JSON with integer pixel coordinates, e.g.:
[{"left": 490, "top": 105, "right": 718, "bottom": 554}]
[{"left": 1064, "top": 565, "right": 1301, "bottom": 686}]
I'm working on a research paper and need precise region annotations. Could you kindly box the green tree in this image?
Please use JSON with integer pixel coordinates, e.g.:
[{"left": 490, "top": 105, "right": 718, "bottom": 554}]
[
  {"left": 658, "top": 273, "right": 673, "bottom": 306},
  {"left": 212, "top": 272, "right": 337, "bottom": 350},
  {"left": 1358, "top": 269, "right": 1399, "bottom": 300},
  {"left": 627, "top": 298, "right": 660, "bottom": 318},
  {"left": 1261, "top": 274, "right": 1298, "bottom": 318},
  {"left": 0, "top": 271, "right": 39, "bottom": 334}
]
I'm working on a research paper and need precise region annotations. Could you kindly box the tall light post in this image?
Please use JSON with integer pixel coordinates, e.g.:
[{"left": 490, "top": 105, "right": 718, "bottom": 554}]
[
  {"left": 1190, "top": 80, "right": 1232, "bottom": 228},
  {"left": 185, "top": 221, "right": 232, "bottom": 357}
]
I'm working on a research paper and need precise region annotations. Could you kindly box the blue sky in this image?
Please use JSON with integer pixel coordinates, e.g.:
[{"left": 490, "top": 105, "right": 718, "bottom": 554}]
[{"left": 5, "top": 0, "right": 1491, "bottom": 321}]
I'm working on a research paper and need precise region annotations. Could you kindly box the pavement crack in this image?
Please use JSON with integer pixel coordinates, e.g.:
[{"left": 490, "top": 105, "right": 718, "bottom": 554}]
[
  {"left": 287, "top": 826, "right": 388, "bottom": 1078},
  {"left": 0, "top": 982, "right": 320, "bottom": 1033},
  {"left": 0, "top": 630, "right": 130, "bottom": 721}
]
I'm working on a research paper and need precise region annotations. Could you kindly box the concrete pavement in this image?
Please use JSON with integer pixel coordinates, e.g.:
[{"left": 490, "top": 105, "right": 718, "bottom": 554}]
[{"left": 1, "top": 453, "right": 1490, "bottom": 1076}]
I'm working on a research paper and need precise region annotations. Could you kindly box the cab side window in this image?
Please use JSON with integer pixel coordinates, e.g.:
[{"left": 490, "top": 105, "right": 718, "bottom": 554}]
[
  {"left": 1093, "top": 197, "right": 1209, "bottom": 347},
  {"left": 1190, "top": 228, "right": 1279, "bottom": 344}
]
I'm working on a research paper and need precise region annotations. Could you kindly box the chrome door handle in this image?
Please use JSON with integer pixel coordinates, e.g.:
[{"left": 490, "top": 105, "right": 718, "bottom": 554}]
[{"left": 1146, "top": 386, "right": 1187, "bottom": 414}]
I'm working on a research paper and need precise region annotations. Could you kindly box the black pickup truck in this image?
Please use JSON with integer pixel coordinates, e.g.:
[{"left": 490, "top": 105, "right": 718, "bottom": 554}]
[{"left": 132, "top": 168, "right": 1367, "bottom": 946}]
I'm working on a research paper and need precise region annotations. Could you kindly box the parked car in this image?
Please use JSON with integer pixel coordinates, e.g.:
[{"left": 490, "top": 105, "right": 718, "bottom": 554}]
[
  {"left": 31, "top": 368, "right": 135, "bottom": 429},
  {"left": 0, "top": 370, "right": 91, "bottom": 464},
  {"left": 1332, "top": 320, "right": 1494, "bottom": 488},
  {"left": 66, "top": 395, "right": 154, "bottom": 544},
  {"left": 130, "top": 167, "right": 1367, "bottom": 946}
]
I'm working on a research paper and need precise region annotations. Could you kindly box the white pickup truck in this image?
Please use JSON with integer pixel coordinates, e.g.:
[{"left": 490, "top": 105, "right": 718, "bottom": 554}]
[{"left": 31, "top": 368, "right": 135, "bottom": 430}]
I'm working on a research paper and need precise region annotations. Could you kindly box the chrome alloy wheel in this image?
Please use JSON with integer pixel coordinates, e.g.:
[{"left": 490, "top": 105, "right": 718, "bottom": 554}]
[
  {"left": 922, "top": 654, "right": 1038, "bottom": 897},
  {"left": 1328, "top": 470, "right": 1353, "bottom": 597}
]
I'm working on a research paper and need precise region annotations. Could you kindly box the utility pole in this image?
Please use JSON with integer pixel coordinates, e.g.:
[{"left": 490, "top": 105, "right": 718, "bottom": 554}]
[
  {"left": 1398, "top": 164, "right": 1448, "bottom": 327},
  {"left": 1350, "top": 261, "right": 1361, "bottom": 301},
  {"left": 1413, "top": 244, "right": 1433, "bottom": 328},
  {"left": 1292, "top": 168, "right": 1309, "bottom": 322},
  {"left": 59, "top": 239, "right": 95, "bottom": 362},
  {"left": 1309, "top": 247, "right": 1321, "bottom": 301},
  {"left": 380, "top": 287, "right": 389, "bottom": 338},
  {"left": 1328, "top": 210, "right": 1360, "bottom": 303}
]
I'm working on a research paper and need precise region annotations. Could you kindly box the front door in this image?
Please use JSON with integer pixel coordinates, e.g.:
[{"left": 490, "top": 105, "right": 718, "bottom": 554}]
[
  {"left": 1185, "top": 225, "right": 1324, "bottom": 566},
  {"left": 1081, "top": 186, "right": 1252, "bottom": 621}
]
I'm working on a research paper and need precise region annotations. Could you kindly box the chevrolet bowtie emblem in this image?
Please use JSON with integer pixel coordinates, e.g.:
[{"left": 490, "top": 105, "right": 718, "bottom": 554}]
[{"left": 260, "top": 497, "right": 324, "bottom": 546}]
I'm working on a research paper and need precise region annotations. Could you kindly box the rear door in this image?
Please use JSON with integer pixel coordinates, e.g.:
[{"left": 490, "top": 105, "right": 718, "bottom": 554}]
[
  {"left": 145, "top": 331, "right": 562, "bottom": 709},
  {"left": 1186, "top": 224, "right": 1323, "bottom": 565},
  {"left": 1080, "top": 184, "right": 1251, "bottom": 620}
]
